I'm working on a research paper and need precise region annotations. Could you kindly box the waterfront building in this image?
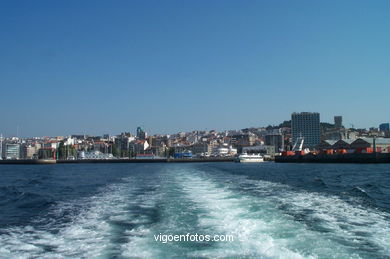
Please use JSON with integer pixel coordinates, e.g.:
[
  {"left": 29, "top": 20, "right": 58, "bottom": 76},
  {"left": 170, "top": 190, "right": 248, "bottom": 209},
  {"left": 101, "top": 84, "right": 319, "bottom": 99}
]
[
  {"left": 317, "top": 140, "right": 337, "bottom": 150},
  {"left": 44, "top": 141, "right": 59, "bottom": 149},
  {"left": 228, "top": 146, "right": 238, "bottom": 155},
  {"left": 115, "top": 135, "right": 135, "bottom": 155},
  {"left": 93, "top": 141, "right": 109, "bottom": 153},
  {"left": 322, "top": 127, "right": 348, "bottom": 141},
  {"left": 265, "top": 129, "right": 284, "bottom": 152},
  {"left": 291, "top": 112, "right": 321, "bottom": 149},
  {"left": 38, "top": 147, "right": 56, "bottom": 159},
  {"left": 334, "top": 116, "right": 343, "bottom": 128},
  {"left": 350, "top": 137, "right": 390, "bottom": 153},
  {"left": 319, "top": 138, "right": 390, "bottom": 153},
  {"left": 150, "top": 145, "right": 167, "bottom": 157},
  {"left": 64, "top": 137, "right": 75, "bottom": 146},
  {"left": 347, "top": 130, "right": 359, "bottom": 140},
  {"left": 230, "top": 133, "right": 257, "bottom": 147},
  {"left": 171, "top": 143, "right": 188, "bottom": 154},
  {"left": 212, "top": 144, "right": 237, "bottom": 156},
  {"left": 0, "top": 134, "right": 3, "bottom": 160},
  {"left": 129, "top": 140, "right": 149, "bottom": 155},
  {"left": 5, "top": 143, "right": 20, "bottom": 159},
  {"left": 379, "top": 123, "right": 390, "bottom": 132},
  {"left": 22, "top": 144, "right": 37, "bottom": 159},
  {"left": 148, "top": 136, "right": 153, "bottom": 147},
  {"left": 191, "top": 142, "right": 212, "bottom": 155},
  {"left": 136, "top": 127, "right": 147, "bottom": 140},
  {"left": 332, "top": 139, "right": 354, "bottom": 150}
]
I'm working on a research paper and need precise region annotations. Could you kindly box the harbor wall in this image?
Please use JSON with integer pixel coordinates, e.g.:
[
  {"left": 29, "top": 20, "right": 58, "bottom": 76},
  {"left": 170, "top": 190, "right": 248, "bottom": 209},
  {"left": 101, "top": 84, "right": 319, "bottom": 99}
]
[
  {"left": 275, "top": 153, "right": 390, "bottom": 163},
  {"left": 0, "top": 159, "right": 57, "bottom": 165},
  {"left": 0, "top": 157, "right": 234, "bottom": 165}
]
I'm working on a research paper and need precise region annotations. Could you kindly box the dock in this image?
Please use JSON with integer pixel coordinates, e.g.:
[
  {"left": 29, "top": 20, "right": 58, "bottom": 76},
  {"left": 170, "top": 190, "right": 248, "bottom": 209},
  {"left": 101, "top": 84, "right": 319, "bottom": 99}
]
[
  {"left": 0, "top": 157, "right": 235, "bottom": 165},
  {"left": 275, "top": 153, "right": 390, "bottom": 163}
]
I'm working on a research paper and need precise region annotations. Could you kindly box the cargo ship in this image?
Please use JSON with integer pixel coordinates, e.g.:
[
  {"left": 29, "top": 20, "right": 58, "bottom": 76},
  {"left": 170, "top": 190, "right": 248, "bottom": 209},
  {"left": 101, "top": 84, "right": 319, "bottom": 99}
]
[
  {"left": 275, "top": 137, "right": 390, "bottom": 163},
  {"left": 275, "top": 152, "right": 390, "bottom": 163}
]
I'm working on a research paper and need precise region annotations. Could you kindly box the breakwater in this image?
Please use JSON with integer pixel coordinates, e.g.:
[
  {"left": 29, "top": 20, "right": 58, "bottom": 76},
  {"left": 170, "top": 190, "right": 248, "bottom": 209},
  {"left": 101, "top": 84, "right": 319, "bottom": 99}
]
[
  {"left": 0, "top": 159, "right": 57, "bottom": 165},
  {"left": 275, "top": 153, "right": 390, "bottom": 163},
  {"left": 0, "top": 157, "right": 234, "bottom": 165}
]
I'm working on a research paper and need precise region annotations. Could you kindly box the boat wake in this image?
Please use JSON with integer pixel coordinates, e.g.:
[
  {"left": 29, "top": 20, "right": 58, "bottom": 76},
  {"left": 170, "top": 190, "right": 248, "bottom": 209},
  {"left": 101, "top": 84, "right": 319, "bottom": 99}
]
[
  {"left": 175, "top": 168, "right": 390, "bottom": 258},
  {"left": 0, "top": 177, "right": 162, "bottom": 258},
  {"left": 1, "top": 164, "right": 389, "bottom": 258}
]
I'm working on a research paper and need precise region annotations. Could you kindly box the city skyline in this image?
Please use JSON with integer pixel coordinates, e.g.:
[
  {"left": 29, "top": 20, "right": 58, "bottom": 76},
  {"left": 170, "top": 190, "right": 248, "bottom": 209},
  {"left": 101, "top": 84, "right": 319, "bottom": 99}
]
[
  {"left": 0, "top": 112, "right": 389, "bottom": 138},
  {"left": 1, "top": 1, "right": 390, "bottom": 137}
]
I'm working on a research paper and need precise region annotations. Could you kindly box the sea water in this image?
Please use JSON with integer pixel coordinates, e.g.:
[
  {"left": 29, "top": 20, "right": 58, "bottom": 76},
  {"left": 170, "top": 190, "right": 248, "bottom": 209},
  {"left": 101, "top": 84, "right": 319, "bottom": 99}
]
[{"left": 0, "top": 163, "right": 389, "bottom": 258}]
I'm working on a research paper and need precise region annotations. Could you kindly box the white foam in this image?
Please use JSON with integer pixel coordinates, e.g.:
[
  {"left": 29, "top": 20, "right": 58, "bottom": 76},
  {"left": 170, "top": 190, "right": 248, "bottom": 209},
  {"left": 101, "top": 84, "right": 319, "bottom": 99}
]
[
  {"left": 118, "top": 184, "right": 162, "bottom": 258},
  {"left": 2, "top": 166, "right": 389, "bottom": 258},
  {"left": 174, "top": 167, "right": 390, "bottom": 258},
  {"left": 271, "top": 185, "right": 390, "bottom": 255},
  {"left": 226, "top": 174, "right": 390, "bottom": 255},
  {"left": 0, "top": 178, "right": 161, "bottom": 258},
  {"left": 176, "top": 171, "right": 315, "bottom": 258}
]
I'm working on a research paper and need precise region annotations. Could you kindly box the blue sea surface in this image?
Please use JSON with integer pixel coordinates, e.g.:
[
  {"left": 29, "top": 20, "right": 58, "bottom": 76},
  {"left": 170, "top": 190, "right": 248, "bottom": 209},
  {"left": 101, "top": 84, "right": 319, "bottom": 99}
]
[{"left": 0, "top": 163, "right": 390, "bottom": 258}]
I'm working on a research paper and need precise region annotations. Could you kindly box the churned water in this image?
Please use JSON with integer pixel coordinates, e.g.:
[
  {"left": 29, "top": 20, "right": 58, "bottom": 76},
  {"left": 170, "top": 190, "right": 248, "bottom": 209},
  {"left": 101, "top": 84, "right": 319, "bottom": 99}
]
[{"left": 0, "top": 163, "right": 389, "bottom": 258}]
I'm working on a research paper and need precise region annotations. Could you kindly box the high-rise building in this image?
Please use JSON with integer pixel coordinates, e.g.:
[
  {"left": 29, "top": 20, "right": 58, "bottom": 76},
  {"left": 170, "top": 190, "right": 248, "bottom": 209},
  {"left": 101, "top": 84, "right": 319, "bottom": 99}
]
[
  {"left": 379, "top": 123, "right": 390, "bottom": 132},
  {"left": 265, "top": 129, "right": 284, "bottom": 152},
  {"left": 291, "top": 112, "right": 321, "bottom": 149},
  {"left": 334, "top": 116, "right": 342, "bottom": 129},
  {"left": 136, "top": 127, "right": 147, "bottom": 140}
]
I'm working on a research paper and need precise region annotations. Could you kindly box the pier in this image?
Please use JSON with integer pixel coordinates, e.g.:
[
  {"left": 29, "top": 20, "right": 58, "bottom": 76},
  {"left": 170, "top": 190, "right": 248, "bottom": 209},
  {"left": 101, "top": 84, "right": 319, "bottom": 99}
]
[
  {"left": 275, "top": 153, "right": 390, "bottom": 163},
  {"left": 0, "top": 157, "right": 235, "bottom": 165}
]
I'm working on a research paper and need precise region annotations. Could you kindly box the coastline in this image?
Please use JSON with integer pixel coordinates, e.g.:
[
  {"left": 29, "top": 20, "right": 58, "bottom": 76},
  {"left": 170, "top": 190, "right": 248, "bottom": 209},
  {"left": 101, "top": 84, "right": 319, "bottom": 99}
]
[
  {"left": 4, "top": 154, "right": 390, "bottom": 164},
  {"left": 275, "top": 153, "right": 390, "bottom": 163},
  {"left": 0, "top": 157, "right": 236, "bottom": 165}
]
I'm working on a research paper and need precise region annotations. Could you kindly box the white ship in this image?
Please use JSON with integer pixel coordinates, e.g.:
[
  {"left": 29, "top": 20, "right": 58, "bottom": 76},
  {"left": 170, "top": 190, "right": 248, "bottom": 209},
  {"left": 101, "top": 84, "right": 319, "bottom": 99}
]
[{"left": 236, "top": 153, "right": 264, "bottom": 163}]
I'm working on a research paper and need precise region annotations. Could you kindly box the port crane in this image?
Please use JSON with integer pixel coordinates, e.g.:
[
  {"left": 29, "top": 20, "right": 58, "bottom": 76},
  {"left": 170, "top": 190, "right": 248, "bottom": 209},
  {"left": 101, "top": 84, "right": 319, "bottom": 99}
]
[{"left": 292, "top": 136, "right": 305, "bottom": 151}]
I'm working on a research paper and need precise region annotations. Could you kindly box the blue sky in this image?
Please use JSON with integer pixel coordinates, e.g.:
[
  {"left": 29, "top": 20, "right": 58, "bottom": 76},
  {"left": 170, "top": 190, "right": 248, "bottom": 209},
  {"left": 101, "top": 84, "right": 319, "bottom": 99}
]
[{"left": 1, "top": 0, "right": 389, "bottom": 137}]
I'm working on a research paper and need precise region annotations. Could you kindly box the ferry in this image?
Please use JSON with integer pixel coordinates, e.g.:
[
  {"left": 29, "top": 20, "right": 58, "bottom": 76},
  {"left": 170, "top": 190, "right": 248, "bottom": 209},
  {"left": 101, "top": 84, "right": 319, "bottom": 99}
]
[{"left": 236, "top": 153, "right": 264, "bottom": 163}]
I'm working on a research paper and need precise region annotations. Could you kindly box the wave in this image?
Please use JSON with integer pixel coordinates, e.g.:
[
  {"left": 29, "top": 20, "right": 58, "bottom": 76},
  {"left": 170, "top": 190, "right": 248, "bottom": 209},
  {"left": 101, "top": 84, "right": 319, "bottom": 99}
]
[
  {"left": 0, "top": 186, "right": 54, "bottom": 214},
  {"left": 176, "top": 171, "right": 316, "bottom": 258},
  {"left": 1, "top": 165, "right": 390, "bottom": 258},
  {"left": 346, "top": 186, "right": 373, "bottom": 201},
  {"left": 176, "top": 168, "right": 390, "bottom": 258},
  {"left": 311, "top": 177, "right": 327, "bottom": 188},
  {"left": 0, "top": 177, "right": 162, "bottom": 258}
]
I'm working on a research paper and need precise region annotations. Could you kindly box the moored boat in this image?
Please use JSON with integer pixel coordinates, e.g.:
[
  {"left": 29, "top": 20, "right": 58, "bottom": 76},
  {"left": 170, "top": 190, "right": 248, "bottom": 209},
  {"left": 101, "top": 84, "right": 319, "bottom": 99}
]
[{"left": 236, "top": 153, "right": 264, "bottom": 163}]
